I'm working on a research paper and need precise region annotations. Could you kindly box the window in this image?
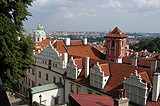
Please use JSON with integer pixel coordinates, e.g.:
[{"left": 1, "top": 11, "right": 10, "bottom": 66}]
[
  {"left": 53, "top": 63, "right": 54, "bottom": 66},
  {"left": 122, "top": 41, "right": 124, "bottom": 46},
  {"left": 42, "top": 37, "right": 43, "bottom": 41},
  {"left": 23, "top": 86, "right": 25, "bottom": 93},
  {"left": 76, "top": 85, "right": 81, "bottom": 94},
  {"left": 55, "top": 64, "right": 57, "bottom": 67},
  {"left": 59, "top": 77, "right": 62, "bottom": 82},
  {"left": 32, "top": 80, "right": 35, "bottom": 87},
  {"left": 39, "top": 71, "right": 41, "bottom": 78},
  {"left": 54, "top": 97, "right": 59, "bottom": 105},
  {"left": 38, "top": 37, "right": 39, "bottom": 42},
  {"left": 70, "top": 83, "right": 74, "bottom": 93},
  {"left": 28, "top": 69, "right": 30, "bottom": 73},
  {"left": 48, "top": 66, "right": 51, "bottom": 70},
  {"left": 32, "top": 68, "right": 34, "bottom": 75},
  {"left": 39, "top": 84, "right": 41, "bottom": 86},
  {"left": 29, "top": 79, "right": 30, "bottom": 86},
  {"left": 20, "top": 84, "right": 22, "bottom": 90},
  {"left": 87, "top": 90, "right": 93, "bottom": 94},
  {"left": 112, "top": 40, "right": 115, "bottom": 46},
  {"left": 26, "top": 77, "right": 27, "bottom": 84},
  {"left": 45, "top": 61, "right": 47, "bottom": 64},
  {"left": 46, "top": 74, "right": 48, "bottom": 80},
  {"left": 53, "top": 76, "right": 56, "bottom": 83},
  {"left": 49, "top": 60, "right": 51, "bottom": 65}
]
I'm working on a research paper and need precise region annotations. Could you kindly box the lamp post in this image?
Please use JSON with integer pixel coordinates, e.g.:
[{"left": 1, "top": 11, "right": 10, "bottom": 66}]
[{"left": 39, "top": 94, "right": 42, "bottom": 106}]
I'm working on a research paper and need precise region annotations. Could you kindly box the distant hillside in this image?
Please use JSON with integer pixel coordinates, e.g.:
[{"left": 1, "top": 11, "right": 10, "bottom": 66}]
[{"left": 129, "top": 38, "right": 160, "bottom": 52}]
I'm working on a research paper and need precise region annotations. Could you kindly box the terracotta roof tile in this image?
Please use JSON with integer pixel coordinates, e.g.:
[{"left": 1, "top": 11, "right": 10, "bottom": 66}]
[
  {"left": 105, "top": 27, "right": 128, "bottom": 38},
  {"left": 35, "top": 39, "right": 54, "bottom": 54},
  {"left": 74, "top": 58, "right": 83, "bottom": 69},
  {"left": 103, "top": 63, "right": 137, "bottom": 98},
  {"left": 52, "top": 40, "right": 105, "bottom": 60},
  {"left": 69, "top": 93, "right": 114, "bottom": 106}
]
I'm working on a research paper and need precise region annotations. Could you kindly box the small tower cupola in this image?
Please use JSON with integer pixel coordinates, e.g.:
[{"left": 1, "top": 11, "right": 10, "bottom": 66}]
[{"left": 105, "top": 27, "right": 128, "bottom": 61}]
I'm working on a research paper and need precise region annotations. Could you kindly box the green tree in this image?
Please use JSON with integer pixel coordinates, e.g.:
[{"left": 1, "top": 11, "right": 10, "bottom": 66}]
[{"left": 0, "top": 0, "right": 34, "bottom": 91}]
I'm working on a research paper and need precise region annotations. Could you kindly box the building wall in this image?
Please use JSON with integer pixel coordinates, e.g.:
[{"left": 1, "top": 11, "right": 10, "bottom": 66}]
[
  {"left": 35, "top": 66, "right": 64, "bottom": 86},
  {"left": 19, "top": 43, "right": 66, "bottom": 96},
  {"left": 32, "top": 87, "right": 64, "bottom": 106},
  {"left": 19, "top": 68, "right": 36, "bottom": 96},
  {"left": 123, "top": 71, "right": 149, "bottom": 105},
  {"left": 64, "top": 79, "right": 107, "bottom": 103},
  {"left": 106, "top": 38, "right": 126, "bottom": 61}
]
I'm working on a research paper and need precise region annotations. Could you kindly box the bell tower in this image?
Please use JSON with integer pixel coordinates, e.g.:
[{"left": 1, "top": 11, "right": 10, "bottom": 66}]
[{"left": 105, "top": 27, "right": 128, "bottom": 61}]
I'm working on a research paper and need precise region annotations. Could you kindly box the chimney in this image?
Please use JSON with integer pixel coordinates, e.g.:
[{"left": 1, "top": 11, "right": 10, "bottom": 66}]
[
  {"left": 83, "top": 38, "right": 87, "bottom": 45},
  {"left": 132, "top": 52, "right": 138, "bottom": 66},
  {"left": 65, "top": 38, "right": 70, "bottom": 46},
  {"left": 38, "top": 50, "right": 41, "bottom": 54},
  {"left": 63, "top": 53, "right": 68, "bottom": 68},
  {"left": 152, "top": 72, "right": 160, "bottom": 102},
  {"left": 116, "top": 58, "right": 122, "bottom": 63},
  {"left": 150, "top": 59, "right": 157, "bottom": 70},
  {"left": 85, "top": 57, "right": 90, "bottom": 78},
  {"left": 114, "top": 89, "right": 129, "bottom": 106}
]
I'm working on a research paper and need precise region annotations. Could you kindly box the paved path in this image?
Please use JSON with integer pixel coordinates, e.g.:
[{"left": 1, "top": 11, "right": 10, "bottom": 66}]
[{"left": 8, "top": 95, "right": 29, "bottom": 106}]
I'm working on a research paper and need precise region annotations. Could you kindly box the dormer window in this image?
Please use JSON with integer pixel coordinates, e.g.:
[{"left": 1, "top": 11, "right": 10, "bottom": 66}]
[{"left": 112, "top": 40, "right": 115, "bottom": 46}]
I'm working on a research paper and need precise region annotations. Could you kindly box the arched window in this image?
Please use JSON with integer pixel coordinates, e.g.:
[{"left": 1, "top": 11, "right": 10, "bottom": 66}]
[{"left": 112, "top": 40, "right": 115, "bottom": 46}]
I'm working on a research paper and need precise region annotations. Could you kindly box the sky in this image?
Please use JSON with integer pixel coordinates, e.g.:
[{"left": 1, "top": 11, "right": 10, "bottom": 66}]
[{"left": 24, "top": 0, "right": 160, "bottom": 33}]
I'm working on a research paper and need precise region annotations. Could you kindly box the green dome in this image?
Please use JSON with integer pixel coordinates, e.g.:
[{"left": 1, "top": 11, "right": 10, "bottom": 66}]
[
  {"left": 34, "top": 30, "right": 46, "bottom": 36},
  {"left": 34, "top": 24, "right": 46, "bottom": 36}
]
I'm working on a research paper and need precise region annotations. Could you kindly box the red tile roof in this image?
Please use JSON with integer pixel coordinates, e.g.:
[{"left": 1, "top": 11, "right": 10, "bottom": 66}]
[
  {"left": 103, "top": 63, "right": 137, "bottom": 98},
  {"left": 95, "top": 46, "right": 105, "bottom": 52},
  {"left": 52, "top": 40, "right": 105, "bottom": 60},
  {"left": 139, "top": 71, "right": 152, "bottom": 88},
  {"left": 105, "top": 27, "right": 128, "bottom": 38},
  {"left": 69, "top": 93, "right": 114, "bottom": 106},
  {"left": 35, "top": 39, "right": 54, "bottom": 54},
  {"left": 74, "top": 58, "right": 83, "bottom": 69}
]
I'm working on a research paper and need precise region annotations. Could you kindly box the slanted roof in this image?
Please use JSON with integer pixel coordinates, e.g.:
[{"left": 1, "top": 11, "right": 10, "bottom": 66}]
[
  {"left": 31, "top": 82, "right": 63, "bottom": 94},
  {"left": 35, "top": 39, "right": 54, "bottom": 54},
  {"left": 69, "top": 93, "right": 114, "bottom": 106},
  {"left": 103, "top": 63, "right": 137, "bottom": 98},
  {"left": 52, "top": 40, "right": 105, "bottom": 60},
  {"left": 105, "top": 27, "right": 128, "bottom": 38}
]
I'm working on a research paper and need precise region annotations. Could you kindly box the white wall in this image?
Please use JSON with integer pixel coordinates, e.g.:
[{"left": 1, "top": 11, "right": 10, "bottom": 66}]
[
  {"left": 64, "top": 79, "right": 107, "bottom": 103},
  {"left": 32, "top": 87, "right": 64, "bottom": 106},
  {"left": 35, "top": 66, "right": 64, "bottom": 86}
]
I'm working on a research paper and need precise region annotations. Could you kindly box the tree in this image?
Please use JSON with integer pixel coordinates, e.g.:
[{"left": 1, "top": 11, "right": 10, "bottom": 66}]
[{"left": 0, "top": 0, "right": 34, "bottom": 91}]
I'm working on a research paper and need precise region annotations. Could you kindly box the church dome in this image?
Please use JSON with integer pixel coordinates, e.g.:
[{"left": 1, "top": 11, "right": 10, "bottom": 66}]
[{"left": 33, "top": 24, "right": 46, "bottom": 43}]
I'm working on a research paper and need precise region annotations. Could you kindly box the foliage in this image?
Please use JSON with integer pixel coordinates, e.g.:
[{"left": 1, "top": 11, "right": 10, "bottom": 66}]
[
  {"left": 129, "top": 38, "right": 160, "bottom": 52},
  {"left": 0, "top": 0, "right": 34, "bottom": 91}
]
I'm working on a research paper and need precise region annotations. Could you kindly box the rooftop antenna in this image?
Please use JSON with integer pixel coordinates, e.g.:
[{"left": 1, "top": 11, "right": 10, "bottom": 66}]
[{"left": 116, "top": 14, "right": 118, "bottom": 27}]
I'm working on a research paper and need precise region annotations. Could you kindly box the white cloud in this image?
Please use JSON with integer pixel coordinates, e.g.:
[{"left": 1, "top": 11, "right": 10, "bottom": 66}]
[
  {"left": 59, "top": 7, "right": 67, "bottom": 11},
  {"left": 64, "top": 12, "right": 74, "bottom": 19},
  {"left": 134, "top": 0, "right": 160, "bottom": 8},
  {"left": 101, "top": 0, "right": 122, "bottom": 8}
]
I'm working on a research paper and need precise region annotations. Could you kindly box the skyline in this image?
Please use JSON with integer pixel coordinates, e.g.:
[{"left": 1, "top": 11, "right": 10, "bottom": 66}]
[{"left": 24, "top": 0, "right": 160, "bottom": 33}]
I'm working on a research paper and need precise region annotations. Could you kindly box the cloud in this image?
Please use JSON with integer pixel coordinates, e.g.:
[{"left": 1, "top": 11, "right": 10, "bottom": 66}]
[
  {"left": 134, "top": 0, "right": 160, "bottom": 8},
  {"left": 101, "top": 0, "right": 122, "bottom": 8},
  {"left": 59, "top": 7, "right": 67, "bottom": 11},
  {"left": 64, "top": 12, "right": 74, "bottom": 19}
]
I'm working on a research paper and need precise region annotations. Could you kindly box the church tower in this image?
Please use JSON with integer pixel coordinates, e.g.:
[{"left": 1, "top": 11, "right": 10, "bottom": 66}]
[
  {"left": 33, "top": 24, "right": 46, "bottom": 43},
  {"left": 105, "top": 27, "right": 128, "bottom": 61}
]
